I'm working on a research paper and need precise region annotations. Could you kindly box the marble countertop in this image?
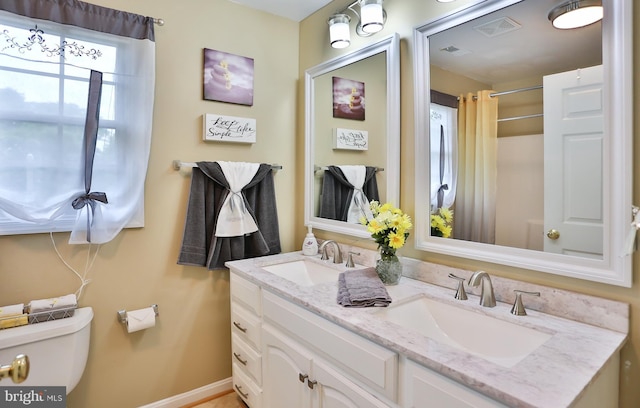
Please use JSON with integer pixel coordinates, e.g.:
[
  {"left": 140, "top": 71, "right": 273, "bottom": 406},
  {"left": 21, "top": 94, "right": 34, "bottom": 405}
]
[{"left": 226, "top": 251, "right": 628, "bottom": 408}]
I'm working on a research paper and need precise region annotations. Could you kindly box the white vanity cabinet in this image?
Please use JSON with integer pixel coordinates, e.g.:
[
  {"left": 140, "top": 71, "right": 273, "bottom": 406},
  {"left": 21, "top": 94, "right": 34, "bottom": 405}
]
[
  {"left": 230, "top": 273, "right": 263, "bottom": 407},
  {"left": 404, "top": 359, "right": 508, "bottom": 408},
  {"left": 261, "top": 290, "right": 396, "bottom": 408}
]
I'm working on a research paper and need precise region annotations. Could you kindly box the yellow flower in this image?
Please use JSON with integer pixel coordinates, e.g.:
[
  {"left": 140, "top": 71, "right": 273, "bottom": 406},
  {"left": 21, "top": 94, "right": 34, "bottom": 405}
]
[
  {"left": 367, "top": 219, "right": 385, "bottom": 234},
  {"left": 400, "top": 214, "right": 413, "bottom": 230},
  {"left": 431, "top": 207, "right": 453, "bottom": 238},
  {"left": 362, "top": 200, "right": 413, "bottom": 252},
  {"left": 439, "top": 207, "right": 453, "bottom": 223},
  {"left": 379, "top": 202, "right": 393, "bottom": 213},
  {"left": 388, "top": 231, "right": 405, "bottom": 249}
]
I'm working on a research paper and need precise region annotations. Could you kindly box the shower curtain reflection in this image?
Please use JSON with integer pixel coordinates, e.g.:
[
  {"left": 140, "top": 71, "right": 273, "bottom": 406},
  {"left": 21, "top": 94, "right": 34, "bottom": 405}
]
[{"left": 454, "top": 90, "right": 498, "bottom": 244}]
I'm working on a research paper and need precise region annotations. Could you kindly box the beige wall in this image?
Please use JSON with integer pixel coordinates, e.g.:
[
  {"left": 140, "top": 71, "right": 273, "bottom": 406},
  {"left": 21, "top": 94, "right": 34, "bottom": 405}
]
[
  {"left": 299, "top": 1, "right": 640, "bottom": 407},
  {"left": 0, "top": 0, "right": 299, "bottom": 407}
]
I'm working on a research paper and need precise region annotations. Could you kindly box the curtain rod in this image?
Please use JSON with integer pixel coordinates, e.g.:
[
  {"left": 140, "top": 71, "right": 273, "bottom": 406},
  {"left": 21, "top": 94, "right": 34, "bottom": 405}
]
[
  {"left": 153, "top": 18, "right": 164, "bottom": 26},
  {"left": 458, "top": 85, "right": 543, "bottom": 101},
  {"left": 172, "top": 160, "right": 282, "bottom": 171},
  {"left": 497, "top": 113, "right": 543, "bottom": 123},
  {"left": 490, "top": 85, "right": 542, "bottom": 98}
]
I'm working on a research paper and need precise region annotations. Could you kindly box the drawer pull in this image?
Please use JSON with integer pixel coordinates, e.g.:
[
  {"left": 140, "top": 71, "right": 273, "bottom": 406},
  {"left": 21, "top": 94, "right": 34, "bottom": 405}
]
[
  {"left": 235, "top": 384, "right": 249, "bottom": 399},
  {"left": 307, "top": 379, "right": 318, "bottom": 390},
  {"left": 233, "top": 321, "right": 247, "bottom": 333},
  {"left": 233, "top": 352, "right": 247, "bottom": 366},
  {"left": 298, "top": 373, "right": 308, "bottom": 383}
]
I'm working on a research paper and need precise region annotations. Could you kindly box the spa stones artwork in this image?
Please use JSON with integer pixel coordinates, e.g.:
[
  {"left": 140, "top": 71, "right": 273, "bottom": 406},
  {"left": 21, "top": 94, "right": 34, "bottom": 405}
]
[
  {"left": 203, "top": 48, "right": 254, "bottom": 106},
  {"left": 332, "top": 77, "right": 365, "bottom": 121}
]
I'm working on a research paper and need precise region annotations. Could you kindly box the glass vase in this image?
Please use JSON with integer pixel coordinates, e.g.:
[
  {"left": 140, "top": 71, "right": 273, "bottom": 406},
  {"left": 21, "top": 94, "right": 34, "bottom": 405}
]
[{"left": 375, "top": 247, "right": 403, "bottom": 285}]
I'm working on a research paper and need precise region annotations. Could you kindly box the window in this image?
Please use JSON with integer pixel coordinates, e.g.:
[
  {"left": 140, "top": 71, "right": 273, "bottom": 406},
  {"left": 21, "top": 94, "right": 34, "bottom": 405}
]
[{"left": 0, "top": 8, "right": 154, "bottom": 243}]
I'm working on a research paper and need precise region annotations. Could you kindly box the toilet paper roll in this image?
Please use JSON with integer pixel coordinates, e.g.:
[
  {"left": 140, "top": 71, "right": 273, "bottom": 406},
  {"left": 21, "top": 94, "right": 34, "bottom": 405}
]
[{"left": 126, "top": 307, "right": 156, "bottom": 333}]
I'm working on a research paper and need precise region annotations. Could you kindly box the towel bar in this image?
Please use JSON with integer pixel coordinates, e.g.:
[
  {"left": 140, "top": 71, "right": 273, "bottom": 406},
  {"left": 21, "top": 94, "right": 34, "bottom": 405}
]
[{"left": 173, "top": 160, "right": 282, "bottom": 171}]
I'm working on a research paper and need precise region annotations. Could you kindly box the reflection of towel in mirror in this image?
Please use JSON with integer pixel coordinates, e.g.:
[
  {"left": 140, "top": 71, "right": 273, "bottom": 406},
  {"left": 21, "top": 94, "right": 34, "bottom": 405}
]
[
  {"left": 337, "top": 268, "right": 391, "bottom": 307},
  {"left": 337, "top": 165, "right": 374, "bottom": 224},
  {"left": 216, "top": 161, "right": 260, "bottom": 237},
  {"left": 319, "top": 166, "right": 379, "bottom": 223},
  {"left": 178, "top": 162, "right": 281, "bottom": 270}
]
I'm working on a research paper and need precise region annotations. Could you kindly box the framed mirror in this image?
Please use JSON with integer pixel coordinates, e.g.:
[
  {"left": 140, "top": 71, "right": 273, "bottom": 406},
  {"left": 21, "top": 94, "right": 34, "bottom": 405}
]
[
  {"left": 414, "top": 0, "right": 632, "bottom": 286},
  {"left": 304, "top": 33, "right": 400, "bottom": 238}
]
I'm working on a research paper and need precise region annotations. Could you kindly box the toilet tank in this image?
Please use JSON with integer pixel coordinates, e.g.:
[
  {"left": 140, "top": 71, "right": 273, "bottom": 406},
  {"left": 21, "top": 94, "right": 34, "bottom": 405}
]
[{"left": 0, "top": 307, "right": 93, "bottom": 394}]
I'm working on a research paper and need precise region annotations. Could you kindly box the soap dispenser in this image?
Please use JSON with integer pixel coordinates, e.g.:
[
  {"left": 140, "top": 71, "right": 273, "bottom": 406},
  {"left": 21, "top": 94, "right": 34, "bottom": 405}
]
[{"left": 302, "top": 225, "right": 319, "bottom": 256}]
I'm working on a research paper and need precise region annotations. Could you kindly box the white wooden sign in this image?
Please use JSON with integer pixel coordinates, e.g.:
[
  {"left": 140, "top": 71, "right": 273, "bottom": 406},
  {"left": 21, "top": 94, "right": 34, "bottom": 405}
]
[
  {"left": 203, "top": 114, "right": 256, "bottom": 143},
  {"left": 333, "top": 128, "right": 369, "bottom": 150}
]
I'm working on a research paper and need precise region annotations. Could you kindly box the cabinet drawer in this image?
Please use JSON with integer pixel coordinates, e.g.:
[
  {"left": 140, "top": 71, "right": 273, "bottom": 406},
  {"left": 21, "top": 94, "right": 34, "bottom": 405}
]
[
  {"left": 232, "top": 333, "right": 262, "bottom": 385},
  {"left": 231, "top": 303, "right": 262, "bottom": 350},
  {"left": 231, "top": 272, "right": 262, "bottom": 316},
  {"left": 233, "top": 362, "right": 262, "bottom": 408},
  {"left": 262, "top": 290, "right": 398, "bottom": 402}
]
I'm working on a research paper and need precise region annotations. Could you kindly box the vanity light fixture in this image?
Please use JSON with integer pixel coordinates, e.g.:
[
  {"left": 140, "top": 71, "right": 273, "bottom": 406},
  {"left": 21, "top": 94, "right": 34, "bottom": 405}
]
[
  {"left": 328, "top": 0, "right": 386, "bottom": 48},
  {"left": 328, "top": 13, "right": 351, "bottom": 49},
  {"left": 548, "top": 0, "right": 603, "bottom": 29}
]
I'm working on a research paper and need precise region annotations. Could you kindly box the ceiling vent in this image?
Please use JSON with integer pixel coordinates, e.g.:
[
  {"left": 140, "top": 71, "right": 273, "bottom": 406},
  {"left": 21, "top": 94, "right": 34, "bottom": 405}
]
[
  {"left": 473, "top": 17, "right": 522, "bottom": 37},
  {"left": 439, "top": 45, "right": 471, "bottom": 56}
]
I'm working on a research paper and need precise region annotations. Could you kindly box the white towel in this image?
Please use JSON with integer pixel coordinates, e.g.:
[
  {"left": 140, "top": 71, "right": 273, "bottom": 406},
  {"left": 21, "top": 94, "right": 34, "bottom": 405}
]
[
  {"left": 27, "top": 294, "right": 77, "bottom": 313},
  {"left": 215, "top": 161, "right": 260, "bottom": 237},
  {"left": 338, "top": 165, "right": 373, "bottom": 223},
  {"left": 0, "top": 303, "right": 24, "bottom": 317}
]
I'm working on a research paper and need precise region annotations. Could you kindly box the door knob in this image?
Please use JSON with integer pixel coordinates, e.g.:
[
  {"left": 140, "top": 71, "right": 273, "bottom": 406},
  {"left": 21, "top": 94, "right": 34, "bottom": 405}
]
[{"left": 546, "top": 229, "right": 560, "bottom": 240}]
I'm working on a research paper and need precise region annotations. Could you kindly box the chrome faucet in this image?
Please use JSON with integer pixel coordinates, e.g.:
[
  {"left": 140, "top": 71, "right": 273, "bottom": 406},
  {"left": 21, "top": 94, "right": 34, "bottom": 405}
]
[
  {"left": 468, "top": 271, "right": 496, "bottom": 307},
  {"left": 319, "top": 240, "right": 342, "bottom": 264}
]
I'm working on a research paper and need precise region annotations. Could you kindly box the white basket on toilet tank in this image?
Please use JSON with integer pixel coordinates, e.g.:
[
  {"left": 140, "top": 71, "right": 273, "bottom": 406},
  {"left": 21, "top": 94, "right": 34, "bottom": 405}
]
[{"left": 0, "top": 307, "right": 93, "bottom": 394}]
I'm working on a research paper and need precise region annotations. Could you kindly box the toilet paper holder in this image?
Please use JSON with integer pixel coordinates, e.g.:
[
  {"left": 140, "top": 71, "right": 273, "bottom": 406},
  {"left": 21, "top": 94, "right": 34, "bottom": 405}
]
[{"left": 117, "top": 304, "right": 159, "bottom": 324}]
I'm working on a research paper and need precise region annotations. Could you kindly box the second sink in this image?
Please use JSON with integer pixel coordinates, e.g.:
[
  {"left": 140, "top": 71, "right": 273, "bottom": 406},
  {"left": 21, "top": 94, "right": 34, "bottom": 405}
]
[
  {"left": 261, "top": 259, "right": 344, "bottom": 286},
  {"left": 373, "top": 294, "right": 553, "bottom": 368}
]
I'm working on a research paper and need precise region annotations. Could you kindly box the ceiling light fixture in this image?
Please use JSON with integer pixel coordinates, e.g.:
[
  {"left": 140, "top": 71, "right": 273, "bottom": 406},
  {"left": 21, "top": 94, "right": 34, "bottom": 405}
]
[
  {"left": 548, "top": 0, "right": 603, "bottom": 29},
  {"left": 327, "top": 0, "right": 386, "bottom": 48}
]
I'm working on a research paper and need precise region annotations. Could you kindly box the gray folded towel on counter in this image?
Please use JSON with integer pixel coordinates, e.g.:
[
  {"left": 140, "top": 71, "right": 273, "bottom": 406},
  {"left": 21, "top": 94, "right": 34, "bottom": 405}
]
[{"left": 337, "top": 267, "right": 392, "bottom": 307}]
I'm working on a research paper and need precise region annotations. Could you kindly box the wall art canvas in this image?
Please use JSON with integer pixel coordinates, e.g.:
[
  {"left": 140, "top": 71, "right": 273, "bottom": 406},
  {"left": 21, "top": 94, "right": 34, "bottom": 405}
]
[
  {"left": 332, "top": 77, "right": 365, "bottom": 121},
  {"left": 203, "top": 114, "right": 256, "bottom": 143},
  {"left": 333, "top": 128, "right": 369, "bottom": 150},
  {"left": 203, "top": 48, "right": 254, "bottom": 106}
]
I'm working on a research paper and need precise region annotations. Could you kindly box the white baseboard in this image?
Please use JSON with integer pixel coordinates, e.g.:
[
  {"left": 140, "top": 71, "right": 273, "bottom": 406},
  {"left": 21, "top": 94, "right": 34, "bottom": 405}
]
[{"left": 138, "top": 377, "right": 233, "bottom": 408}]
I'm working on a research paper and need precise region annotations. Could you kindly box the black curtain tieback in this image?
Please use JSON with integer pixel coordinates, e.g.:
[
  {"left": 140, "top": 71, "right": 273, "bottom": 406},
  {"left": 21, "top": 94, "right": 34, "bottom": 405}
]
[{"left": 72, "top": 192, "right": 108, "bottom": 210}]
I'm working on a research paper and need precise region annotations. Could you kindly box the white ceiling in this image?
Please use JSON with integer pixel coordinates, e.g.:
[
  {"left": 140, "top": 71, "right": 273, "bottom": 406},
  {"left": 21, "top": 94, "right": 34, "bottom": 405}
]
[
  {"left": 227, "top": 0, "right": 333, "bottom": 22},
  {"left": 429, "top": 0, "right": 601, "bottom": 84}
]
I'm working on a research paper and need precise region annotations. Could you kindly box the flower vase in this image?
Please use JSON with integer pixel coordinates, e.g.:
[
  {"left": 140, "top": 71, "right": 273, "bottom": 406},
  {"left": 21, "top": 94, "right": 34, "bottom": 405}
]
[{"left": 375, "top": 247, "right": 403, "bottom": 285}]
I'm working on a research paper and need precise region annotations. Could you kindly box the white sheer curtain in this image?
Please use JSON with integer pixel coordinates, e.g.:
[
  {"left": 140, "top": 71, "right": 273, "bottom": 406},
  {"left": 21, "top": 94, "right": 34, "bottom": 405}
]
[
  {"left": 429, "top": 103, "right": 458, "bottom": 211},
  {"left": 0, "top": 0, "right": 155, "bottom": 244}
]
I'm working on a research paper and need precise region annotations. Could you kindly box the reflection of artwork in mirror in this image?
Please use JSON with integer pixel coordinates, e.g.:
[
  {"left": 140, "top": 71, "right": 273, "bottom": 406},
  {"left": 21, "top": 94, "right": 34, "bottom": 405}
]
[
  {"left": 333, "top": 77, "right": 365, "bottom": 120},
  {"left": 426, "top": 0, "right": 603, "bottom": 257},
  {"left": 333, "top": 128, "right": 369, "bottom": 151},
  {"left": 203, "top": 48, "right": 254, "bottom": 106}
]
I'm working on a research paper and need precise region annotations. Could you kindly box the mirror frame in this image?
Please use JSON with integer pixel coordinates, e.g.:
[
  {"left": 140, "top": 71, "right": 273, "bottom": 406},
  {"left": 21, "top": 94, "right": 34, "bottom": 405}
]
[
  {"left": 413, "top": 0, "right": 633, "bottom": 286},
  {"left": 304, "top": 33, "right": 400, "bottom": 238}
]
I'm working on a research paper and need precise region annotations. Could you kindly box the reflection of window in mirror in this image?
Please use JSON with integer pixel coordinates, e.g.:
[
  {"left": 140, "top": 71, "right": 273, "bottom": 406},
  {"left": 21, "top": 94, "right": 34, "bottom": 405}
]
[{"left": 428, "top": 92, "right": 457, "bottom": 214}]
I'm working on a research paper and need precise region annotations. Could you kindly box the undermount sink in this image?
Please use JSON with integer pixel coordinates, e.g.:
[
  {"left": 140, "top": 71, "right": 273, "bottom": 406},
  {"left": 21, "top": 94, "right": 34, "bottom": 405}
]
[
  {"left": 261, "top": 259, "right": 343, "bottom": 286},
  {"left": 374, "top": 295, "right": 553, "bottom": 368}
]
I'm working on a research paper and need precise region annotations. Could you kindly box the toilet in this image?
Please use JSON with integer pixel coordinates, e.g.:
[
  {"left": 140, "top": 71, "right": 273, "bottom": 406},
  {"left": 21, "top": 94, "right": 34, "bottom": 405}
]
[{"left": 0, "top": 307, "right": 93, "bottom": 394}]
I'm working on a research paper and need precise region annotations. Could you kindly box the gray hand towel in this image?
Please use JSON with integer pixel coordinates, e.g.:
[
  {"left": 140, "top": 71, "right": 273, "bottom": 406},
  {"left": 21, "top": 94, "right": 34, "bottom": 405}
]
[{"left": 337, "top": 268, "right": 392, "bottom": 307}]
